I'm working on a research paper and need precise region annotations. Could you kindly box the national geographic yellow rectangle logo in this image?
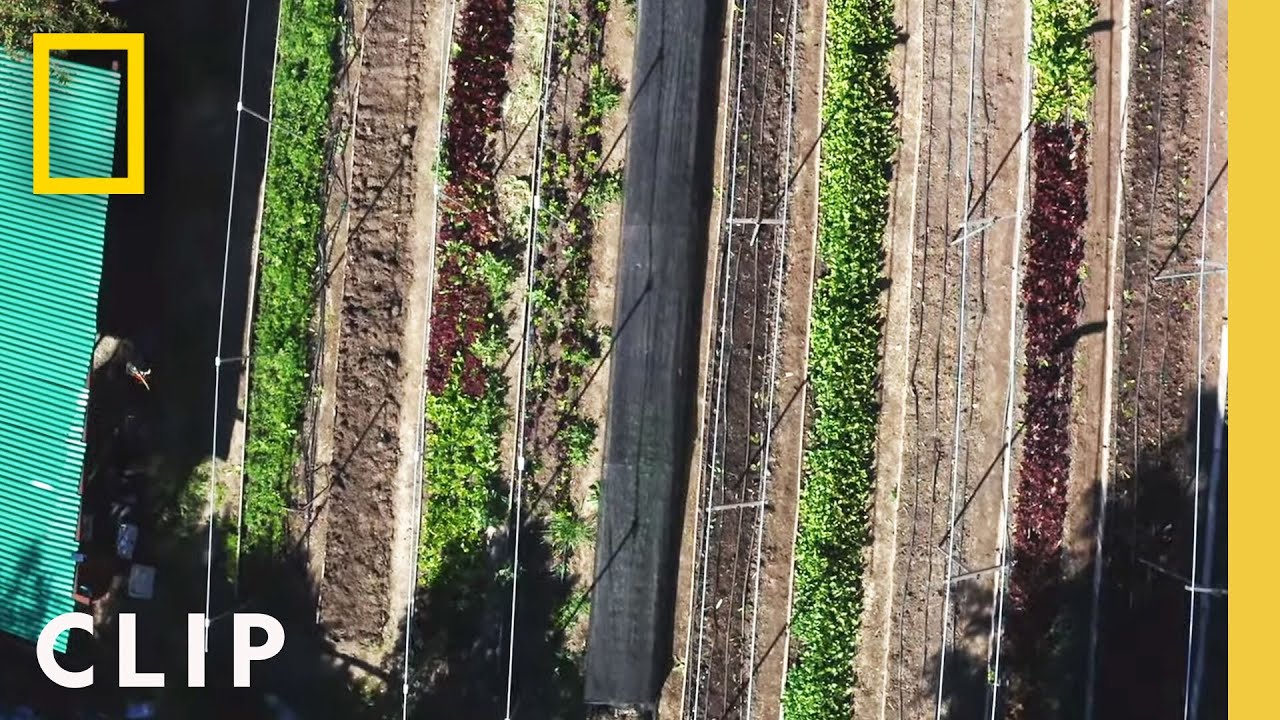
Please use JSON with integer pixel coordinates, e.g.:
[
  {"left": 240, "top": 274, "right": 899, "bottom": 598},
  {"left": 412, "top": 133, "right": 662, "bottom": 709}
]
[{"left": 32, "top": 33, "right": 144, "bottom": 195}]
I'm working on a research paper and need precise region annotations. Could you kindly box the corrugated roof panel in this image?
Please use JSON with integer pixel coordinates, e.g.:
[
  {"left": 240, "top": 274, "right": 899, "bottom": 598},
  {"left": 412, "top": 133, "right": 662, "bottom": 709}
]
[{"left": 0, "top": 53, "right": 119, "bottom": 653}]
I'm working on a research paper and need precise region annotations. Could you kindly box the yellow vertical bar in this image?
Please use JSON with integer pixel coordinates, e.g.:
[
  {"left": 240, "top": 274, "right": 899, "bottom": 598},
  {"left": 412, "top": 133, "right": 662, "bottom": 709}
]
[
  {"left": 31, "top": 34, "right": 52, "bottom": 194},
  {"left": 126, "top": 34, "right": 145, "bottom": 193}
]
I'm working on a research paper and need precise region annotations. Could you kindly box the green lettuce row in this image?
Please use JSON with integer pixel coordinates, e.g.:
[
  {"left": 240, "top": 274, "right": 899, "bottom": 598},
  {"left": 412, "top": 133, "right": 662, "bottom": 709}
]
[
  {"left": 783, "top": 0, "right": 898, "bottom": 717},
  {"left": 1029, "top": 0, "right": 1097, "bottom": 123},
  {"left": 243, "top": 0, "right": 339, "bottom": 552}
]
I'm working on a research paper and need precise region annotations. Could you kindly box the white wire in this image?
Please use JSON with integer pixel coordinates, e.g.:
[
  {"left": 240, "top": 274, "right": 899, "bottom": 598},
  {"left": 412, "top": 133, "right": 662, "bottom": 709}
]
[
  {"left": 984, "top": 0, "right": 1033, "bottom": 710},
  {"left": 1189, "top": 324, "right": 1226, "bottom": 718},
  {"left": 1182, "top": 0, "right": 1218, "bottom": 715},
  {"left": 689, "top": 0, "right": 751, "bottom": 713},
  {"left": 401, "top": 0, "right": 457, "bottom": 715},
  {"left": 204, "top": 0, "right": 257, "bottom": 651},
  {"left": 933, "top": 0, "right": 979, "bottom": 713},
  {"left": 743, "top": 0, "right": 798, "bottom": 715},
  {"left": 501, "top": 0, "right": 558, "bottom": 715}
]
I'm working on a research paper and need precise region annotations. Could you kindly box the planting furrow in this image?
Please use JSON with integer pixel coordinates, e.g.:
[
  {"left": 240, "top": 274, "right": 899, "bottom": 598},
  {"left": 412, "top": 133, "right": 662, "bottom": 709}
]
[
  {"left": 1093, "top": 0, "right": 1229, "bottom": 716},
  {"left": 873, "top": 0, "right": 1029, "bottom": 715},
  {"left": 683, "top": 0, "right": 801, "bottom": 716},
  {"left": 320, "top": 0, "right": 437, "bottom": 659}
]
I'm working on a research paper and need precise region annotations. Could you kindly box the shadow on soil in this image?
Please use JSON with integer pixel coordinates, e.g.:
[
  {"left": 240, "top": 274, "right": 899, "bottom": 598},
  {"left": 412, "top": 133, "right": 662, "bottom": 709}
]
[
  {"left": 382, "top": 521, "right": 587, "bottom": 720},
  {"left": 929, "top": 386, "right": 1227, "bottom": 720}
]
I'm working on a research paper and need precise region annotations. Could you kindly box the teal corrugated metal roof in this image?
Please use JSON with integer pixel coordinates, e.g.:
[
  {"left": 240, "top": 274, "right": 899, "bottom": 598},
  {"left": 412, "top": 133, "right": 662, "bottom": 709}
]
[{"left": 0, "top": 54, "right": 120, "bottom": 652}]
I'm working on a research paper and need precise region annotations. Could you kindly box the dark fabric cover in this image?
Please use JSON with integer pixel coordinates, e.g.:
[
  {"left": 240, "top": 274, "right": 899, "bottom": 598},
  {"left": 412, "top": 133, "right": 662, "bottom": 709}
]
[{"left": 582, "top": 0, "right": 726, "bottom": 707}]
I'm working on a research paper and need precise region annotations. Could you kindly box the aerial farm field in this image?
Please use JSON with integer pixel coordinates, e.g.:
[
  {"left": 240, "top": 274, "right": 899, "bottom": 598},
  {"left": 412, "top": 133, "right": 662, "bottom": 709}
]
[{"left": 0, "top": 0, "right": 1227, "bottom": 717}]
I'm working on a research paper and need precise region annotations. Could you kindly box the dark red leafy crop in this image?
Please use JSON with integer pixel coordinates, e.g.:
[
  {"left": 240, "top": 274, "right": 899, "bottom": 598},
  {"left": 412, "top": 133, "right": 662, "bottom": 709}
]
[
  {"left": 1007, "top": 121, "right": 1089, "bottom": 713},
  {"left": 427, "top": 0, "right": 515, "bottom": 395}
]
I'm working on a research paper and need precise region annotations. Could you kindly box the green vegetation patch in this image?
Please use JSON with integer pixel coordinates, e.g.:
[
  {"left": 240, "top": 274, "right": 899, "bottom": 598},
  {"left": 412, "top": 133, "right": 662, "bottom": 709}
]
[
  {"left": 243, "top": 0, "right": 340, "bottom": 552},
  {"left": 1, "top": 0, "right": 117, "bottom": 52},
  {"left": 782, "top": 0, "right": 898, "bottom": 716},
  {"left": 1029, "top": 0, "right": 1098, "bottom": 123},
  {"left": 419, "top": 375, "right": 507, "bottom": 586}
]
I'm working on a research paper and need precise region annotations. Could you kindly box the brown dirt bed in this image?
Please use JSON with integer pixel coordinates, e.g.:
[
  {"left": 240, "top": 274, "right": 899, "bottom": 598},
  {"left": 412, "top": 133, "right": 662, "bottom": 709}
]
[
  {"left": 861, "top": 0, "right": 1033, "bottom": 716},
  {"left": 1093, "top": 0, "right": 1228, "bottom": 717},
  {"left": 664, "top": 0, "right": 824, "bottom": 717},
  {"left": 317, "top": 0, "right": 447, "bottom": 669}
]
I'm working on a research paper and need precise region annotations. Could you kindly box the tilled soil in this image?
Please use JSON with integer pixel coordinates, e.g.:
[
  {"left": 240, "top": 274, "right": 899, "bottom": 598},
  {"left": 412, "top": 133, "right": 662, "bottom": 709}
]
[
  {"left": 865, "top": 0, "right": 1031, "bottom": 716},
  {"left": 319, "top": 0, "right": 435, "bottom": 653},
  {"left": 677, "top": 0, "right": 819, "bottom": 717},
  {"left": 1095, "top": 0, "right": 1228, "bottom": 717}
]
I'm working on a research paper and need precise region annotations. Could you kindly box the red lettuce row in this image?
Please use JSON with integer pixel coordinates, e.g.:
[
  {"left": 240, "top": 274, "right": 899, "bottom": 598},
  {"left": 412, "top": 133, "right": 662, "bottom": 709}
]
[
  {"left": 1007, "top": 121, "right": 1089, "bottom": 708},
  {"left": 428, "top": 0, "right": 515, "bottom": 395}
]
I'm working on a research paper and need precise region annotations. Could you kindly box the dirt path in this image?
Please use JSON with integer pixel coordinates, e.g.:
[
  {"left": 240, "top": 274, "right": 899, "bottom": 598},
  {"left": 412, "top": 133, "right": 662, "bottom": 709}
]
[
  {"left": 754, "top": 0, "right": 824, "bottom": 712},
  {"left": 858, "top": 0, "right": 1032, "bottom": 716},
  {"left": 1057, "top": 0, "right": 1131, "bottom": 709},
  {"left": 315, "top": 0, "right": 450, "bottom": 671}
]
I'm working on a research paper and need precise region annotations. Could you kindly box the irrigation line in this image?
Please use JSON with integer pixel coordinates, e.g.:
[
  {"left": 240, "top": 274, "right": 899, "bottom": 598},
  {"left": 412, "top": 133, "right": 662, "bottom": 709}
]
[
  {"left": 687, "top": 0, "right": 802, "bottom": 708},
  {"left": 743, "top": 0, "right": 799, "bottom": 714},
  {"left": 1126, "top": 0, "right": 1171, "bottom": 582},
  {"left": 689, "top": 0, "right": 752, "bottom": 711},
  {"left": 1082, "top": 0, "right": 1134, "bottom": 716},
  {"left": 1182, "top": 0, "right": 1219, "bottom": 715},
  {"left": 689, "top": 0, "right": 799, "bottom": 709},
  {"left": 933, "top": 0, "right": 980, "bottom": 712},
  {"left": 204, "top": 0, "right": 261, "bottom": 651},
  {"left": 983, "top": 0, "right": 1033, "bottom": 708},
  {"left": 501, "top": 0, "right": 559, "bottom": 715},
  {"left": 720, "top": 0, "right": 780, "bottom": 694},
  {"left": 400, "top": 1, "right": 457, "bottom": 715},
  {"left": 1189, "top": 324, "right": 1226, "bottom": 717}
]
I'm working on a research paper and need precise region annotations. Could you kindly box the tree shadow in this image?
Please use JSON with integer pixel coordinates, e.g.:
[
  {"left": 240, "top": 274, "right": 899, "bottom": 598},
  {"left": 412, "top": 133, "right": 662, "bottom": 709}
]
[
  {"left": 924, "top": 577, "right": 995, "bottom": 719},
  {"left": 382, "top": 514, "right": 585, "bottom": 720},
  {"left": 1088, "top": 386, "right": 1227, "bottom": 720},
  {"left": 926, "top": 384, "right": 1227, "bottom": 720}
]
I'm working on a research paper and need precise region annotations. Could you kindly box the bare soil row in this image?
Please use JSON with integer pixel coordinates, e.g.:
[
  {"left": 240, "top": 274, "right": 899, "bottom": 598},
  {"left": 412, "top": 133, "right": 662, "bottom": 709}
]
[
  {"left": 318, "top": 0, "right": 439, "bottom": 662},
  {"left": 1094, "top": 0, "right": 1228, "bottom": 716},
  {"left": 868, "top": 0, "right": 1030, "bottom": 715},
  {"left": 671, "top": 0, "right": 824, "bottom": 716}
]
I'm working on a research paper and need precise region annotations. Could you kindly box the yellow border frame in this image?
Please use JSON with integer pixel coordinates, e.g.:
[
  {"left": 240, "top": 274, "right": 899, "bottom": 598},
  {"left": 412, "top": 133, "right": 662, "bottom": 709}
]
[
  {"left": 32, "top": 33, "right": 144, "bottom": 195},
  {"left": 1235, "top": 1, "right": 1259, "bottom": 715}
]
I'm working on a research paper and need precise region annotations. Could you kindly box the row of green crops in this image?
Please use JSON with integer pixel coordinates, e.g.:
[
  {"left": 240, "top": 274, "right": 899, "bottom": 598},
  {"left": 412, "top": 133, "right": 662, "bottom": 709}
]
[
  {"left": 1029, "top": 0, "right": 1097, "bottom": 122},
  {"left": 419, "top": 0, "right": 515, "bottom": 589},
  {"left": 242, "top": 0, "right": 340, "bottom": 553},
  {"left": 526, "top": 5, "right": 624, "bottom": 580},
  {"left": 419, "top": 377, "right": 507, "bottom": 586},
  {"left": 782, "top": 0, "right": 898, "bottom": 717}
]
